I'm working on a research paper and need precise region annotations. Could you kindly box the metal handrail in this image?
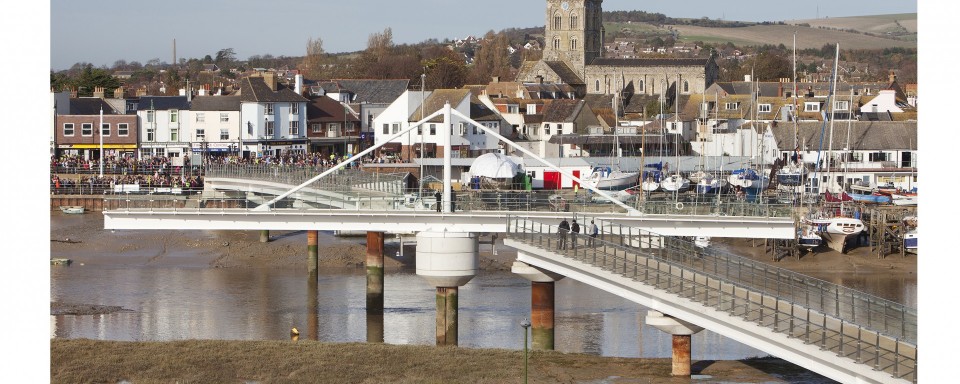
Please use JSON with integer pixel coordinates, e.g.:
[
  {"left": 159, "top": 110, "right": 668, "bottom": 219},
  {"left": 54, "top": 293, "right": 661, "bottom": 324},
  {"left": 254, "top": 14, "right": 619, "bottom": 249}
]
[{"left": 506, "top": 215, "right": 917, "bottom": 382}]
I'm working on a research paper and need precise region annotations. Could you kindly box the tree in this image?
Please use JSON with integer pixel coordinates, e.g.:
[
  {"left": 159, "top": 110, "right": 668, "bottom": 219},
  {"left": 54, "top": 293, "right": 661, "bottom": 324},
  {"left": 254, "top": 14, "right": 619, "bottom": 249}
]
[
  {"left": 302, "top": 37, "right": 327, "bottom": 79},
  {"left": 74, "top": 64, "right": 121, "bottom": 97},
  {"left": 215, "top": 48, "right": 236, "bottom": 68},
  {"left": 422, "top": 46, "right": 468, "bottom": 89}
]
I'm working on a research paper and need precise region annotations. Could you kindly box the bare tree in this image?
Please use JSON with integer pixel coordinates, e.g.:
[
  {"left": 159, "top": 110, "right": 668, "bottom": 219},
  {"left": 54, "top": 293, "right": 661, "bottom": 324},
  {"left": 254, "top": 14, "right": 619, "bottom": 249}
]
[{"left": 302, "top": 37, "right": 327, "bottom": 79}]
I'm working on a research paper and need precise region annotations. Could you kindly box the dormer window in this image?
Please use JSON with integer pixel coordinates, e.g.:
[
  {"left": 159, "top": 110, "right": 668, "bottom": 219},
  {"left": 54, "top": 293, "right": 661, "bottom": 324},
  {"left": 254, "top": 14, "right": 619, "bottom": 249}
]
[
  {"left": 758, "top": 104, "right": 772, "bottom": 113},
  {"left": 804, "top": 102, "right": 821, "bottom": 112},
  {"left": 725, "top": 102, "right": 740, "bottom": 110}
]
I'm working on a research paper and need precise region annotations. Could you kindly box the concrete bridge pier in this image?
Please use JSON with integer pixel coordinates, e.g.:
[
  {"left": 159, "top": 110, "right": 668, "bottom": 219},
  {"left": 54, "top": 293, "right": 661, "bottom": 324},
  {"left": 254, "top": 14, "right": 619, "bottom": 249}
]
[
  {"left": 416, "top": 231, "right": 479, "bottom": 346},
  {"left": 512, "top": 259, "right": 564, "bottom": 350},
  {"left": 366, "top": 231, "right": 385, "bottom": 314},
  {"left": 260, "top": 230, "right": 270, "bottom": 243},
  {"left": 307, "top": 230, "right": 319, "bottom": 275},
  {"left": 646, "top": 310, "right": 704, "bottom": 377}
]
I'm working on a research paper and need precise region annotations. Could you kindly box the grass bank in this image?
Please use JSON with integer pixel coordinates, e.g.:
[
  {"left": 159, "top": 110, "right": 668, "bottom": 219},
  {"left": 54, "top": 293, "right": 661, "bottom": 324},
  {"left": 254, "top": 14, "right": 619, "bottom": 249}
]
[{"left": 51, "top": 339, "right": 829, "bottom": 383}]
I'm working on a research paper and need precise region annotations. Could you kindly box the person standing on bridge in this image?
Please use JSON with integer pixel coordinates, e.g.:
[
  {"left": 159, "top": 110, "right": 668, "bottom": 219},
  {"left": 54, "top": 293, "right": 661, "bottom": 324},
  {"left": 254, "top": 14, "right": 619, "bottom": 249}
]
[
  {"left": 557, "top": 219, "right": 569, "bottom": 250},
  {"left": 434, "top": 190, "right": 442, "bottom": 212},
  {"left": 588, "top": 220, "right": 598, "bottom": 247},
  {"left": 570, "top": 219, "right": 580, "bottom": 250}
]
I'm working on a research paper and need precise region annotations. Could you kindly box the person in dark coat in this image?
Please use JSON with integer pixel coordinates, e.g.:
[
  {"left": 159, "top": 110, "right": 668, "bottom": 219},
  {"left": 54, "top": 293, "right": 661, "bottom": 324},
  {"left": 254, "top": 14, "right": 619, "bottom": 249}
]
[
  {"left": 570, "top": 219, "right": 581, "bottom": 249},
  {"left": 434, "top": 190, "right": 442, "bottom": 212},
  {"left": 557, "top": 219, "right": 570, "bottom": 250}
]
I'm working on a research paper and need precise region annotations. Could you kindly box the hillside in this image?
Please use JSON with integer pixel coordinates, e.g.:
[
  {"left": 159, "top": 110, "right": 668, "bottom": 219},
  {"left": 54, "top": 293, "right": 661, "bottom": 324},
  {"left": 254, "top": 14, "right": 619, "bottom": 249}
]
[
  {"left": 670, "top": 23, "right": 916, "bottom": 50},
  {"left": 787, "top": 13, "right": 917, "bottom": 41}
]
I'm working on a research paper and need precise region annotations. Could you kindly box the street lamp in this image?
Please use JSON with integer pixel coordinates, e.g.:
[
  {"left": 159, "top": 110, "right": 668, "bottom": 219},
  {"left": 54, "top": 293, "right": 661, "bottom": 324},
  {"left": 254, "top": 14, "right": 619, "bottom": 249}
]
[
  {"left": 98, "top": 106, "right": 104, "bottom": 178},
  {"left": 520, "top": 318, "right": 531, "bottom": 384}
]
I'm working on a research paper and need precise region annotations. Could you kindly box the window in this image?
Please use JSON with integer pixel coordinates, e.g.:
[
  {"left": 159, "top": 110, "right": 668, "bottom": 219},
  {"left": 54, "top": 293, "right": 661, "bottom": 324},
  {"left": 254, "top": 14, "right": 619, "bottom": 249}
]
[
  {"left": 266, "top": 121, "right": 274, "bottom": 136},
  {"left": 758, "top": 104, "right": 772, "bottom": 113},
  {"left": 170, "top": 110, "right": 178, "bottom": 123},
  {"left": 459, "top": 123, "right": 466, "bottom": 135},
  {"left": 265, "top": 103, "right": 274, "bottom": 115},
  {"left": 63, "top": 123, "right": 74, "bottom": 136},
  {"left": 146, "top": 110, "right": 155, "bottom": 123},
  {"left": 220, "top": 129, "right": 229, "bottom": 140},
  {"left": 382, "top": 123, "right": 389, "bottom": 134},
  {"left": 196, "top": 128, "right": 205, "bottom": 141},
  {"left": 146, "top": 127, "right": 155, "bottom": 141},
  {"left": 554, "top": 15, "right": 562, "bottom": 30},
  {"left": 571, "top": 15, "right": 578, "bottom": 29},
  {"left": 220, "top": 113, "right": 229, "bottom": 122},
  {"left": 507, "top": 105, "right": 519, "bottom": 114},
  {"left": 804, "top": 102, "right": 820, "bottom": 112},
  {"left": 391, "top": 123, "right": 399, "bottom": 134},
  {"left": 554, "top": 38, "right": 561, "bottom": 50},
  {"left": 869, "top": 152, "right": 889, "bottom": 162},
  {"left": 835, "top": 100, "right": 849, "bottom": 111},
  {"left": 638, "top": 80, "right": 645, "bottom": 93},
  {"left": 81, "top": 123, "right": 93, "bottom": 136},
  {"left": 473, "top": 125, "right": 478, "bottom": 135},
  {"left": 312, "top": 123, "right": 322, "bottom": 133},
  {"left": 725, "top": 102, "right": 740, "bottom": 110},
  {"left": 683, "top": 81, "right": 689, "bottom": 93},
  {"left": 289, "top": 121, "right": 299, "bottom": 136},
  {"left": 346, "top": 122, "right": 356, "bottom": 133},
  {"left": 544, "top": 123, "right": 551, "bottom": 135},
  {"left": 290, "top": 103, "right": 299, "bottom": 115},
  {"left": 570, "top": 39, "right": 578, "bottom": 50},
  {"left": 429, "top": 124, "right": 436, "bottom": 135},
  {"left": 330, "top": 123, "right": 341, "bottom": 136},
  {"left": 100, "top": 123, "right": 109, "bottom": 136},
  {"left": 118, "top": 123, "right": 129, "bottom": 136},
  {"left": 417, "top": 125, "right": 423, "bottom": 135},
  {"left": 595, "top": 80, "right": 600, "bottom": 92},
  {"left": 170, "top": 128, "right": 178, "bottom": 142},
  {"left": 195, "top": 113, "right": 205, "bottom": 123}
]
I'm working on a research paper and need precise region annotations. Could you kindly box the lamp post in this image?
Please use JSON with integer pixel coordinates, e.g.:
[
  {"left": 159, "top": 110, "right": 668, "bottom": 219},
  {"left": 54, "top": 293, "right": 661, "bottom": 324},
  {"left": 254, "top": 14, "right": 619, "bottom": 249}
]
[{"left": 520, "top": 318, "right": 531, "bottom": 384}]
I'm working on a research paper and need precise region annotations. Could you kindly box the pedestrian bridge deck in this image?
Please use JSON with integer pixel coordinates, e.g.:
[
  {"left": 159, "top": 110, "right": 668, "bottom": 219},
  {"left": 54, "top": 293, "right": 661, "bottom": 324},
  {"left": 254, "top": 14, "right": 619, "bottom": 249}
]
[{"left": 505, "top": 216, "right": 916, "bottom": 384}]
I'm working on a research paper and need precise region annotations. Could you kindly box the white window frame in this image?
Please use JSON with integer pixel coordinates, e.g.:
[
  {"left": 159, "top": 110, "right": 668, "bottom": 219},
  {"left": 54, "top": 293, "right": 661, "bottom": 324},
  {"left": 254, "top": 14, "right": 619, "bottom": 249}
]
[
  {"left": 725, "top": 102, "right": 739, "bottom": 110},
  {"left": 266, "top": 121, "right": 275, "bottom": 136},
  {"left": 170, "top": 128, "right": 179, "bottom": 142},
  {"left": 289, "top": 121, "right": 299, "bottom": 136},
  {"left": 146, "top": 127, "right": 155, "bottom": 142},
  {"left": 758, "top": 104, "right": 772, "bottom": 113},
  {"left": 265, "top": 103, "right": 274, "bottom": 115},
  {"left": 804, "top": 102, "right": 820, "bottom": 112},
  {"left": 118, "top": 123, "right": 129, "bottom": 136},
  {"left": 81, "top": 123, "right": 93, "bottom": 137},
  {"left": 220, "top": 129, "right": 229, "bottom": 140},
  {"left": 101, "top": 123, "right": 110, "bottom": 136},
  {"left": 382, "top": 124, "right": 389, "bottom": 134},
  {"left": 146, "top": 110, "right": 155, "bottom": 123},
  {"left": 170, "top": 109, "right": 178, "bottom": 123},
  {"left": 545, "top": 123, "right": 551, "bottom": 135},
  {"left": 835, "top": 100, "right": 849, "bottom": 111},
  {"left": 195, "top": 112, "right": 205, "bottom": 123},
  {"left": 313, "top": 123, "right": 322, "bottom": 133},
  {"left": 346, "top": 122, "right": 356, "bottom": 133},
  {"left": 290, "top": 103, "right": 299, "bottom": 115},
  {"left": 429, "top": 124, "right": 436, "bottom": 135},
  {"left": 196, "top": 128, "right": 205, "bottom": 141},
  {"left": 220, "top": 113, "right": 229, "bottom": 122},
  {"left": 63, "top": 123, "right": 74, "bottom": 136}
]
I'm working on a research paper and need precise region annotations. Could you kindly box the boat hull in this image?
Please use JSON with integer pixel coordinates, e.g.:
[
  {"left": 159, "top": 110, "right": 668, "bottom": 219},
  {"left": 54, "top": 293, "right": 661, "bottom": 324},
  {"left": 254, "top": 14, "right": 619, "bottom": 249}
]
[
  {"left": 583, "top": 170, "right": 639, "bottom": 191},
  {"left": 59, "top": 206, "right": 85, "bottom": 214},
  {"left": 904, "top": 230, "right": 917, "bottom": 250},
  {"left": 891, "top": 194, "right": 917, "bottom": 206}
]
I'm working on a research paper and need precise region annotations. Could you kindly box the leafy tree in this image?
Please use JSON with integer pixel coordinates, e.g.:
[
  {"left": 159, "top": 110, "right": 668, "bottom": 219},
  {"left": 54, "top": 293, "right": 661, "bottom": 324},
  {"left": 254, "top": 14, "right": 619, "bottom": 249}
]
[{"left": 73, "top": 64, "right": 121, "bottom": 96}]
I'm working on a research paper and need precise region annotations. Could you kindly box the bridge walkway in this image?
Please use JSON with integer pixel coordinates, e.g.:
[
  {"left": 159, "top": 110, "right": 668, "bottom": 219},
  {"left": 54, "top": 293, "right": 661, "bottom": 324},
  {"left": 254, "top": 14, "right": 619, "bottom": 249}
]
[{"left": 504, "top": 216, "right": 917, "bottom": 384}]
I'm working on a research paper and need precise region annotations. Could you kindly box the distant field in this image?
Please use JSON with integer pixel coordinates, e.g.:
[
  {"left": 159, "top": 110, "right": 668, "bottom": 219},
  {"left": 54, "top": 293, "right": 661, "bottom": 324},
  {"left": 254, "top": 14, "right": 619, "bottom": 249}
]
[
  {"left": 787, "top": 13, "right": 918, "bottom": 34},
  {"left": 671, "top": 24, "right": 917, "bottom": 50}
]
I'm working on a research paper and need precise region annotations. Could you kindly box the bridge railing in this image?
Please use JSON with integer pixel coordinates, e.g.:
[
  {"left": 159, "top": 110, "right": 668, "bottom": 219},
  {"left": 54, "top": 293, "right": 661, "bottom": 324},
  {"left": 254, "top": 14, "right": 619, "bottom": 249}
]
[
  {"left": 205, "top": 163, "right": 408, "bottom": 195},
  {"left": 507, "top": 215, "right": 917, "bottom": 382}
]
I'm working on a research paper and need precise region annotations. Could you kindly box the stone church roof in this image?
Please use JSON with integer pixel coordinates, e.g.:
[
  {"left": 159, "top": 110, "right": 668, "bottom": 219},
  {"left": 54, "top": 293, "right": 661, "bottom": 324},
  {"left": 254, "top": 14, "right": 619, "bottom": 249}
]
[
  {"left": 590, "top": 58, "right": 710, "bottom": 67},
  {"left": 544, "top": 61, "right": 584, "bottom": 85}
]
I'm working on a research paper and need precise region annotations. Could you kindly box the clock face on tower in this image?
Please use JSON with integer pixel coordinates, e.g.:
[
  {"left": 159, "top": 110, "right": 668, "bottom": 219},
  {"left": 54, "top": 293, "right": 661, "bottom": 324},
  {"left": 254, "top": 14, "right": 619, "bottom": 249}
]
[{"left": 561, "top": 1, "right": 569, "bottom": 11}]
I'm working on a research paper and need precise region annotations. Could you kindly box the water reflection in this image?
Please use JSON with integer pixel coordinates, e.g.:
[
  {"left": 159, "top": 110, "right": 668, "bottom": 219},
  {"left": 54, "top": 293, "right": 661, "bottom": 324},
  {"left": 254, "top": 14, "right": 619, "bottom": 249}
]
[{"left": 50, "top": 264, "right": 914, "bottom": 360}]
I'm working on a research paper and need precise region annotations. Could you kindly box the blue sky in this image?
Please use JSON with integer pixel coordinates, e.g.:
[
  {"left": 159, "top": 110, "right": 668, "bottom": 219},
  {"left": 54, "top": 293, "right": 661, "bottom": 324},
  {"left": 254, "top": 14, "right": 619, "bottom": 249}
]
[{"left": 49, "top": 0, "right": 916, "bottom": 71}]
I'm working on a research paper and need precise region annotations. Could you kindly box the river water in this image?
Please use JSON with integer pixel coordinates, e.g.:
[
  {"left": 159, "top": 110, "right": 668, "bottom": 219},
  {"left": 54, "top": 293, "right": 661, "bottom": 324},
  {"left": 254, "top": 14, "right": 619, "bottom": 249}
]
[{"left": 50, "top": 248, "right": 916, "bottom": 362}]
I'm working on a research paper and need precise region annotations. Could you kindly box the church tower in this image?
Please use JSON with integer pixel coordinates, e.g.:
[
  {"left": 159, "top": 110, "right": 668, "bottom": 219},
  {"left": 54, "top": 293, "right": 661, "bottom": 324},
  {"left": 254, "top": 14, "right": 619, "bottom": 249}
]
[{"left": 542, "top": 0, "right": 603, "bottom": 78}]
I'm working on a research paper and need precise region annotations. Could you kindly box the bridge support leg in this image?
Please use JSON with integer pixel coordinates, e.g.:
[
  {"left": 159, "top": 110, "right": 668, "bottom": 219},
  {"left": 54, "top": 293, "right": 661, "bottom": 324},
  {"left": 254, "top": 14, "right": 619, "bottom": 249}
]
[
  {"left": 435, "top": 287, "right": 458, "bottom": 345},
  {"left": 416, "top": 231, "right": 478, "bottom": 347},
  {"left": 307, "top": 230, "right": 318, "bottom": 275},
  {"left": 646, "top": 310, "right": 704, "bottom": 377},
  {"left": 366, "top": 231, "right": 385, "bottom": 314},
  {"left": 512, "top": 259, "right": 565, "bottom": 350},
  {"left": 260, "top": 230, "right": 270, "bottom": 243}
]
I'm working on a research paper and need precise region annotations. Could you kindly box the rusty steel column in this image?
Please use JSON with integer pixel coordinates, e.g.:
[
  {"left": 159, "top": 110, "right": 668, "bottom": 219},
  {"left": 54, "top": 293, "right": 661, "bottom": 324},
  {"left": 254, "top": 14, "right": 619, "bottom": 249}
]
[
  {"left": 307, "top": 230, "right": 319, "bottom": 275},
  {"left": 672, "top": 334, "right": 692, "bottom": 376},
  {"left": 531, "top": 281, "right": 555, "bottom": 350},
  {"left": 307, "top": 271, "right": 319, "bottom": 341},
  {"left": 366, "top": 231, "right": 385, "bottom": 314},
  {"left": 435, "top": 287, "right": 458, "bottom": 346},
  {"left": 260, "top": 230, "right": 270, "bottom": 243}
]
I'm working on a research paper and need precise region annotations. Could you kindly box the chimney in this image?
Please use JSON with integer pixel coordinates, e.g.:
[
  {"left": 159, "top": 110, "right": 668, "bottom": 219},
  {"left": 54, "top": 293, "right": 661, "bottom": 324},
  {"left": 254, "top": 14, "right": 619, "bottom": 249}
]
[
  {"left": 263, "top": 72, "right": 277, "bottom": 91},
  {"left": 295, "top": 74, "right": 303, "bottom": 95},
  {"left": 137, "top": 86, "right": 147, "bottom": 97},
  {"left": 744, "top": 74, "right": 752, "bottom": 82},
  {"left": 113, "top": 86, "right": 125, "bottom": 99},
  {"left": 888, "top": 70, "right": 897, "bottom": 84},
  {"left": 93, "top": 87, "right": 105, "bottom": 99},
  {"left": 70, "top": 87, "right": 77, "bottom": 98},
  {"left": 491, "top": 76, "right": 500, "bottom": 83}
]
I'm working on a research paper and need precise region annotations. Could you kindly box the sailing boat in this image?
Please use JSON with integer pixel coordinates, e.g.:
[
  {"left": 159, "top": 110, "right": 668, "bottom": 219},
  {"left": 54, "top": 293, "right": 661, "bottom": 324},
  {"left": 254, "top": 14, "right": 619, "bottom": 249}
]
[
  {"left": 800, "top": 42, "right": 865, "bottom": 253},
  {"left": 660, "top": 76, "right": 691, "bottom": 193},
  {"left": 583, "top": 76, "right": 639, "bottom": 191},
  {"left": 727, "top": 71, "right": 770, "bottom": 201}
]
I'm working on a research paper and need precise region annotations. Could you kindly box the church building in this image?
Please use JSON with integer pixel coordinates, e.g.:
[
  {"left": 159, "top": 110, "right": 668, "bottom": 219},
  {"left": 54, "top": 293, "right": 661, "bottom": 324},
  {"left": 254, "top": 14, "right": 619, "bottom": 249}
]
[{"left": 516, "top": 0, "right": 720, "bottom": 101}]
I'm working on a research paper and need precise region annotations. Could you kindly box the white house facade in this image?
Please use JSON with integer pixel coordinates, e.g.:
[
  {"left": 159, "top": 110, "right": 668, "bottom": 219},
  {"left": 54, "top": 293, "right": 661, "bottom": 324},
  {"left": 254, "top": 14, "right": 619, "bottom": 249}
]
[{"left": 136, "top": 96, "right": 192, "bottom": 158}]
